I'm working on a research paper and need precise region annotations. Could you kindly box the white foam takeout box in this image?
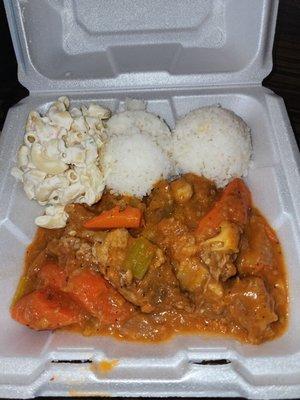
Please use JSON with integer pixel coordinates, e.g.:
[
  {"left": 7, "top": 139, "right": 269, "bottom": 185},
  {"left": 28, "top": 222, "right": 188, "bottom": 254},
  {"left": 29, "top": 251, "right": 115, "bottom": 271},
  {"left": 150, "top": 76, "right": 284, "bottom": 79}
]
[{"left": 1, "top": 0, "right": 300, "bottom": 398}]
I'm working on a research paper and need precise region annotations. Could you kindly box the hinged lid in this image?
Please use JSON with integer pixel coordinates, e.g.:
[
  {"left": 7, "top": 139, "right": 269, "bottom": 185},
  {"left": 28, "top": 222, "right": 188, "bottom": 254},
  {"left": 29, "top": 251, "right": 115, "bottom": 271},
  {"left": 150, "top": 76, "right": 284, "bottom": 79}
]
[{"left": 5, "top": 0, "right": 278, "bottom": 93}]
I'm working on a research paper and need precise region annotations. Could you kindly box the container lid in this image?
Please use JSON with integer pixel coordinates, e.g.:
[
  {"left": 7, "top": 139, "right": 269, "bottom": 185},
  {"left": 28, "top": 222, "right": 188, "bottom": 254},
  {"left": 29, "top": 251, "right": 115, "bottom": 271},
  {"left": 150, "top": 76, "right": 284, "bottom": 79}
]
[{"left": 5, "top": 0, "right": 278, "bottom": 93}]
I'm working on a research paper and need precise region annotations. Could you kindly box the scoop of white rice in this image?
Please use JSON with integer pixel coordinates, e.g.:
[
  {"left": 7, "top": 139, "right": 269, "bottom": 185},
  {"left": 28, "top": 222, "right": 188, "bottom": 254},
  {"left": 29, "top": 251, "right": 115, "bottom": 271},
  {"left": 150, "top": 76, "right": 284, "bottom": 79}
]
[
  {"left": 102, "top": 133, "right": 172, "bottom": 197},
  {"left": 171, "top": 106, "right": 252, "bottom": 188},
  {"left": 106, "top": 110, "right": 171, "bottom": 155}
]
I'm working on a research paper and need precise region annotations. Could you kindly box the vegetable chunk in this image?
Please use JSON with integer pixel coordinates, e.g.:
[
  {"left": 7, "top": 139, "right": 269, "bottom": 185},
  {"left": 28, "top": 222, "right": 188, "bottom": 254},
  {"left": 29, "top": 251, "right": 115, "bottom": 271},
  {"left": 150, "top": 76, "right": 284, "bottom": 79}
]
[
  {"left": 65, "top": 269, "right": 133, "bottom": 325},
  {"left": 11, "top": 289, "right": 82, "bottom": 330},
  {"left": 201, "top": 221, "right": 240, "bottom": 253},
  {"left": 84, "top": 206, "right": 142, "bottom": 229},
  {"left": 38, "top": 262, "right": 68, "bottom": 290},
  {"left": 123, "top": 237, "right": 155, "bottom": 280},
  {"left": 197, "top": 178, "right": 251, "bottom": 238}
]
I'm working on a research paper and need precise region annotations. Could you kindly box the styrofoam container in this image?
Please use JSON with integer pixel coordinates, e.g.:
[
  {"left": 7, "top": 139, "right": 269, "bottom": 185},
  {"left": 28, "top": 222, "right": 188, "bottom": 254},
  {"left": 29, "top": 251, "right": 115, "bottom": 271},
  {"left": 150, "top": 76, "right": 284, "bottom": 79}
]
[{"left": 1, "top": 0, "right": 300, "bottom": 398}]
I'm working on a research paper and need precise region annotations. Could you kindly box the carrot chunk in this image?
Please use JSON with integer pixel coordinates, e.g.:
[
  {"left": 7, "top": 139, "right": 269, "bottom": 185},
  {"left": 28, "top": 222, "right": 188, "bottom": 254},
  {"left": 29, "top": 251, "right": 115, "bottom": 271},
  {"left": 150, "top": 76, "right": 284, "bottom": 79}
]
[
  {"left": 38, "top": 262, "right": 67, "bottom": 290},
  {"left": 65, "top": 269, "right": 133, "bottom": 325},
  {"left": 196, "top": 178, "right": 251, "bottom": 237},
  {"left": 11, "top": 289, "right": 82, "bottom": 330},
  {"left": 83, "top": 206, "right": 142, "bottom": 230}
]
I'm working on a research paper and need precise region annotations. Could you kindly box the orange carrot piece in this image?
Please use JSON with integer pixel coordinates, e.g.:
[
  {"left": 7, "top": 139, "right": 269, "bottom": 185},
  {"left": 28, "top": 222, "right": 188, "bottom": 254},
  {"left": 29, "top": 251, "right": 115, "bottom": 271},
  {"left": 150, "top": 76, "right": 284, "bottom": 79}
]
[
  {"left": 196, "top": 178, "right": 252, "bottom": 236},
  {"left": 11, "top": 289, "right": 82, "bottom": 330},
  {"left": 221, "top": 178, "right": 251, "bottom": 225},
  {"left": 83, "top": 206, "right": 142, "bottom": 230},
  {"left": 65, "top": 269, "right": 133, "bottom": 325},
  {"left": 66, "top": 269, "right": 107, "bottom": 316},
  {"left": 38, "top": 262, "right": 67, "bottom": 290}
]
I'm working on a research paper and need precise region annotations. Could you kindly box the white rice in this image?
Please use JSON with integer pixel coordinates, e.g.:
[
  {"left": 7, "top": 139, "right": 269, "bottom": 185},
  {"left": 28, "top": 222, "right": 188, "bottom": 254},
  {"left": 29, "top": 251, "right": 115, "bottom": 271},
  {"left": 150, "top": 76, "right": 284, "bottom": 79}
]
[
  {"left": 171, "top": 106, "right": 252, "bottom": 188},
  {"left": 102, "top": 133, "right": 172, "bottom": 197},
  {"left": 106, "top": 110, "right": 172, "bottom": 155}
]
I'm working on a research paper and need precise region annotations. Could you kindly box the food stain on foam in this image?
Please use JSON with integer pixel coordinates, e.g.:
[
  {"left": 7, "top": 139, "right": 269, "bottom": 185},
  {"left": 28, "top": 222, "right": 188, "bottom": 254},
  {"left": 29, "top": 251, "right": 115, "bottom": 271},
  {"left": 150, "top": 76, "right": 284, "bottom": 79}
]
[
  {"left": 67, "top": 359, "right": 119, "bottom": 396},
  {"left": 90, "top": 359, "right": 119, "bottom": 374}
]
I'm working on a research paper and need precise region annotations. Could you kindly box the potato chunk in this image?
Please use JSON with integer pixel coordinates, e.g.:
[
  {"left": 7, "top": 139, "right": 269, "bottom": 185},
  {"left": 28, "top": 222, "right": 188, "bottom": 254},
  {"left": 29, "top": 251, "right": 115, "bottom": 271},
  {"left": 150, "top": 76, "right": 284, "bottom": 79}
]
[
  {"left": 176, "top": 257, "right": 209, "bottom": 292},
  {"left": 201, "top": 221, "right": 240, "bottom": 253},
  {"left": 170, "top": 179, "right": 193, "bottom": 204}
]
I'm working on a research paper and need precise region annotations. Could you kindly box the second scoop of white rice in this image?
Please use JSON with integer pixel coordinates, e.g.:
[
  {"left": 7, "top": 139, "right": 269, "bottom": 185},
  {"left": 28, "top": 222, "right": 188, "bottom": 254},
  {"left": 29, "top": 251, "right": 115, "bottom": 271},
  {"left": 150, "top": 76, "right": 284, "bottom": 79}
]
[
  {"left": 106, "top": 110, "right": 171, "bottom": 155},
  {"left": 102, "top": 133, "right": 172, "bottom": 197},
  {"left": 171, "top": 106, "right": 252, "bottom": 188}
]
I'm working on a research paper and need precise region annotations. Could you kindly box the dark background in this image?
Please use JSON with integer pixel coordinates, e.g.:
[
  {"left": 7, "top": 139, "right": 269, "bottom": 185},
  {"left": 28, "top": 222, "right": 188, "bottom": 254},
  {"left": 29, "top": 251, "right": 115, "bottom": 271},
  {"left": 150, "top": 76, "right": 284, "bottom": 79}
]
[{"left": 0, "top": 0, "right": 299, "bottom": 150}]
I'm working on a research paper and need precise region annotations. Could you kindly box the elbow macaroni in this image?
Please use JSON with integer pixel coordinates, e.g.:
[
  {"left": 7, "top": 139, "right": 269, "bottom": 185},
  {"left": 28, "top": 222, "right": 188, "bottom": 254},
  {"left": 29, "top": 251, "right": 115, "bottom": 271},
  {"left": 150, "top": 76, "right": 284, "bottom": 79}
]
[
  {"left": 12, "top": 97, "right": 111, "bottom": 228},
  {"left": 35, "top": 205, "right": 68, "bottom": 229}
]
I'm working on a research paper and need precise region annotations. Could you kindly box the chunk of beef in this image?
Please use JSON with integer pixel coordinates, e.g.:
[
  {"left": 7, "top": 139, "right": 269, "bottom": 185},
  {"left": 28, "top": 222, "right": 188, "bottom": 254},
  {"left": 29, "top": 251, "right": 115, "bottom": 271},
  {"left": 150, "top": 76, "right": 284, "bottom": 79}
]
[
  {"left": 145, "top": 180, "right": 174, "bottom": 224},
  {"left": 156, "top": 217, "right": 212, "bottom": 295},
  {"left": 156, "top": 217, "right": 235, "bottom": 296},
  {"left": 226, "top": 277, "right": 278, "bottom": 342},
  {"left": 199, "top": 250, "right": 237, "bottom": 282},
  {"left": 237, "top": 214, "right": 277, "bottom": 279},
  {"left": 46, "top": 234, "right": 98, "bottom": 273},
  {"left": 157, "top": 217, "right": 198, "bottom": 261}
]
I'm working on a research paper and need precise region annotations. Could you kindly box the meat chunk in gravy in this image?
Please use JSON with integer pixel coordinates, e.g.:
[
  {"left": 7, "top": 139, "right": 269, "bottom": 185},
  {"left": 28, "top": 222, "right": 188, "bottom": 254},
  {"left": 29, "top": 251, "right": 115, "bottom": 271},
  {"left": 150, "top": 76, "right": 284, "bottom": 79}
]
[{"left": 226, "top": 277, "right": 278, "bottom": 343}]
